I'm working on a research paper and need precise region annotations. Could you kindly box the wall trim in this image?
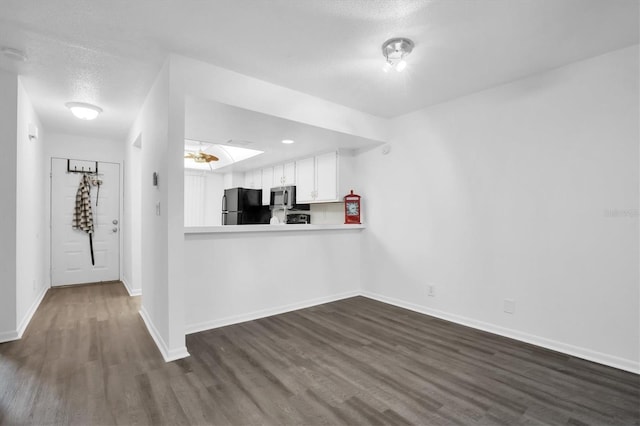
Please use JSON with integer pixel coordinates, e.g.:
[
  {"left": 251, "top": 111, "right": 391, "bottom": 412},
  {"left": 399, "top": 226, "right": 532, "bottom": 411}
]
[
  {"left": 16, "top": 285, "right": 49, "bottom": 338},
  {"left": 362, "top": 291, "right": 639, "bottom": 375},
  {"left": 121, "top": 278, "right": 141, "bottom": 296},
  {"left": 185, "top": 290, "right": 360, "bottom": 335},
  {"left": 139, "top": 306, "right": 189, "bottom": 363},
  {"left": 0, "top": 286, "right": 48, "bottom": 344},
  {"left": 0, "top": 330, "right": 19, "bottom": 344}
]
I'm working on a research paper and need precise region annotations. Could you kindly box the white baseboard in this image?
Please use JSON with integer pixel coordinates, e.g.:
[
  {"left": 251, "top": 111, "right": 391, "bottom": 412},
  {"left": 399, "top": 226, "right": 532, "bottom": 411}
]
[
  {"left": 0, "top": 286, "right": 49, "bottom": 344},
  {"left": 0, "top": 330, "right": 19, "bottom": 344},
  {"left": 121, "top": 277, "right": 141, "bottom": 296},
  {"left": 139, "top": 306, "right": 189, "bottom": 363},
  {"left": 362, "top": 291, "right": 639, "bottom": 375},
  {"left": 185, "top": 290, "right": 360, "bottom": 335},
  {"left": 16, "top": 285, "right": 49, "bottom": 338}
]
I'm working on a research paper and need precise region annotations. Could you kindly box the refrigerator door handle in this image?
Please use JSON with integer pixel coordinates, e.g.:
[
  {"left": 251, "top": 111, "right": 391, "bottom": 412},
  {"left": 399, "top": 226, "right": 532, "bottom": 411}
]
[{"left": 222, "top": 194, "right": 226, "bottom": 212}]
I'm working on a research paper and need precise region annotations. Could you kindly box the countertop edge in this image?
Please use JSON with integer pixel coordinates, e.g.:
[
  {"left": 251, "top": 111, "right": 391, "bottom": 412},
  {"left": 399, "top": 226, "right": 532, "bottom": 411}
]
[{"left": 184, "top": 224, "right": 366, "bottom": 234}]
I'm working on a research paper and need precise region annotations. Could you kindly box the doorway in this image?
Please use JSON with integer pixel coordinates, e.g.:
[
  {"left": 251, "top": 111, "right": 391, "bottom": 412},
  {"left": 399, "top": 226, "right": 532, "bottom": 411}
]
[{"left": 50, "top": 158, "right": 121, "bottom": 286}]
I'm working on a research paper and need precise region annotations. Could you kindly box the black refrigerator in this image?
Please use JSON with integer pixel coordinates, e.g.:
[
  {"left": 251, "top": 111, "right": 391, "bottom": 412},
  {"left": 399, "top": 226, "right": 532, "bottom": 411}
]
[{"left": 222, "top": 188, "right": 269, "bottom": 225}]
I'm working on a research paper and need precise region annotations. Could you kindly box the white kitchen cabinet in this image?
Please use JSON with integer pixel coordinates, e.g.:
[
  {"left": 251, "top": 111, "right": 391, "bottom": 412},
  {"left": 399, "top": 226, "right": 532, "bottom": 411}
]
[
  {"left": 285, "top": 162, "right": 296, "bottom": 185},
  {"left": 244, "top": 169, "right": 262, "bottom": 190},
  {"left": 295, "top": 151, "right": 342, "bottom": 203},
  {"left": 274, "top": 162, "right": 295, "bottom": 186},
  {"left": 315, "top": 152, "right": 338, "bottom": 202},
  {"left": 295, "top": 157, "right": 316, "bottom": 203},
  {"left": 261, "top": 166, "right": 274, "bottom": 205},
  {"left": 246, "top": 152, "right": 352, "bottom": 205}
]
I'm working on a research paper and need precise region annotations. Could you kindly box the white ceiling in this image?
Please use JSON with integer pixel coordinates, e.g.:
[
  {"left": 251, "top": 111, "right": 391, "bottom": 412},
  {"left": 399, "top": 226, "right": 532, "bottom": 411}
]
[{"left": 0, "top": 0, "right": 637, "bottom": 140}]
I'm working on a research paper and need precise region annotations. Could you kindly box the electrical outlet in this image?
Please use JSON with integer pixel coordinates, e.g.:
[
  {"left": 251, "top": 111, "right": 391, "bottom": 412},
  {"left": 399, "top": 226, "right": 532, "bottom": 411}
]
[
  {"left": 427, "top": 285, "right": 436, "bottom": 297},
  {"left": 504, "top": 299, "right": 515, "bottom": 314}
]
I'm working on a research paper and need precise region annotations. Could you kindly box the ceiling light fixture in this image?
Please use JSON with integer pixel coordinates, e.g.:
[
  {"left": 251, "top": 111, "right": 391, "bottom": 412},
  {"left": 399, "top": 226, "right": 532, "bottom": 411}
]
[
  {"left": 1, "top": 47, "right": 28, "bottom": 62},
  {"left": 381, "top": 37, "right": 414, "bottom": 73},
  {"left": 282, "top": 139, "right": 295, "bottom": 144},
  {"left": 65, "top": 102, "right": 103, "bottom": 120}
]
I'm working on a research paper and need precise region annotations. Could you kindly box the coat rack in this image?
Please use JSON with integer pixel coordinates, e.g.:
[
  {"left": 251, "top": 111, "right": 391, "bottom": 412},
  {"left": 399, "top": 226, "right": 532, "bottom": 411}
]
[{"left": 67, "top": 159, "right": 98, "bottom": 174}]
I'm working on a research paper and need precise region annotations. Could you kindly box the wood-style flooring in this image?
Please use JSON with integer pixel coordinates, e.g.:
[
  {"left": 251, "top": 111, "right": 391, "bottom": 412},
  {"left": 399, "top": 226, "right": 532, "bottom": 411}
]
[{"left": 0, "top": 282, "right": 638, "bottom": 425}]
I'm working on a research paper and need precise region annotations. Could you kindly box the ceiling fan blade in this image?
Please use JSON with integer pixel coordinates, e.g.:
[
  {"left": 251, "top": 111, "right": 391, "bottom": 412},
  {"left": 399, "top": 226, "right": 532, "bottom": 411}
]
[{"left": 202, "top": 153, "right": 219, "bottom": 162}]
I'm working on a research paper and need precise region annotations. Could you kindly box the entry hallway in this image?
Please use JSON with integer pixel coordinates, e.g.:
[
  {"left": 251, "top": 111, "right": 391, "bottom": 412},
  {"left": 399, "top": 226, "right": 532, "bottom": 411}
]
[{"left": 0, "top": 283, "right": 638, "bottom": 425}]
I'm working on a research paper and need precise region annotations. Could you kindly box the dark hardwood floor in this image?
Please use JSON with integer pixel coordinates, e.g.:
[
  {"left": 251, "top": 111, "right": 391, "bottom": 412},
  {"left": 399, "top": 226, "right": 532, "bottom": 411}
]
[{"left": 0, "top": 282, "right": 638, "bottom": 425}]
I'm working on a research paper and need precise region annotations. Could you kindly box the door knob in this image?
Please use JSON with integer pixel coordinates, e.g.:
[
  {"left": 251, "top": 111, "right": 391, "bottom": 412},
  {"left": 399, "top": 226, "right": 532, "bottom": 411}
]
[
  {"left": 112, "top": 227, "right": 118, "bottom": 233},
  {"left": 112, "top": 219, "right": 118, "bottom": 225}
]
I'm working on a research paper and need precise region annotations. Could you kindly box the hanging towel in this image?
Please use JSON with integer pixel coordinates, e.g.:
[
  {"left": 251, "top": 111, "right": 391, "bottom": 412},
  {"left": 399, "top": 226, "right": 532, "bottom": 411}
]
[{"left": 72, "top": 174, "right": 95, "bottom": 265}]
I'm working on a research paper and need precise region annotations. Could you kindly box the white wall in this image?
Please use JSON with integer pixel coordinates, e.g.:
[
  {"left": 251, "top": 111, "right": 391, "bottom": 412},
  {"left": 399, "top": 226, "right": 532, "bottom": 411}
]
[
  {"left": 184, "top": 230, "right": 362, "bottom": 333},
  {"left": 126, "top": 60, "right": 188, "bottom": 362},
  {"left": 45, "top": 132, "right": 124, "bottom": 164},
  {"left": 15, "top": 78, "right": 46, "bottom": 333},
  {"left": 43, "top": 132, "right": 125, "bottom": 289},
  {"left": 0, "top": 70, "right": 18, "bottom": 341},
  {"left": 358, "top": 46, "right": 639, "bottom": 372}
]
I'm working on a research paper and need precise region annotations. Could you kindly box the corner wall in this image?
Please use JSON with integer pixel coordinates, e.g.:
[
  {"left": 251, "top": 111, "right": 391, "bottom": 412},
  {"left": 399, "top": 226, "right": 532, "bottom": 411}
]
[
  {"left": 16, "top": 78, "right": 47, "bottom": 335},
  {"left": 0, "top": 73, "right": 47, "bottom": 342},
  {"left": 126, "top": 60, "right": 188, "bottom": 361},
  {"left": 0, "top": 70, "right": 18, "bottom": 341},
  {"left": 358, "top": 46, "right": 639, "bottom": 373},
  {"left": 123, "top": 134, "right": 142, "bottom": 296}
]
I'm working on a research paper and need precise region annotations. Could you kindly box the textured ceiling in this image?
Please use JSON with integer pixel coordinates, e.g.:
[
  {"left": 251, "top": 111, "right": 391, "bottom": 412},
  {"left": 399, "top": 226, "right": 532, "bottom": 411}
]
[{"left": 0, "top": 0, "right": 637, "bottom": 140}]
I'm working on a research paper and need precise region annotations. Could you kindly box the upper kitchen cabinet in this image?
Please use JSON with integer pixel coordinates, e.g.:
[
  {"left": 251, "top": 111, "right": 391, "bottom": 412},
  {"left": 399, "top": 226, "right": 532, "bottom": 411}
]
[
  {"left": 296, "top": 151, "right": 353, "bottom": 203},
  {"left": 274, "top": 162, "right": 295, "bottom": 187},
  {"left": 244, "top": 169, "right": 262, "bottom": 190},
  {"left": 246, "top": 161, "right": 296, "bottom": 205},
  {"left": 315, "top": 152, "right": 338, "bottom": 201},
  {"left": 295, "top": 157, "right": 316, "bottom": 203}
]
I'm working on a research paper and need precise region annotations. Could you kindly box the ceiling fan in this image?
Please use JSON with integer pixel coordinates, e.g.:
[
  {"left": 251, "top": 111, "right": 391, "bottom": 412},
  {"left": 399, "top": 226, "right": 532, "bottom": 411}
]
[{"left": 184, "top": 151, "right": 219, "bottom": 163}]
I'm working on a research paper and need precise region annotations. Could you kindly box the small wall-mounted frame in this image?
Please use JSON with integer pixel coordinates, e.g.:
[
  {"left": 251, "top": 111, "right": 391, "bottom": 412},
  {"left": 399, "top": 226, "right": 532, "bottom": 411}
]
[{"left": 153, "top": 172, "right": 158, "bottom": 186}]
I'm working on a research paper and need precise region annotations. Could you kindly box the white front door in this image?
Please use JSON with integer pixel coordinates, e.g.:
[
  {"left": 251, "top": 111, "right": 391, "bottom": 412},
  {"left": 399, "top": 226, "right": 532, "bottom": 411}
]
[{"left": 51, "top": 158, "right": 120, "bottom": 286}]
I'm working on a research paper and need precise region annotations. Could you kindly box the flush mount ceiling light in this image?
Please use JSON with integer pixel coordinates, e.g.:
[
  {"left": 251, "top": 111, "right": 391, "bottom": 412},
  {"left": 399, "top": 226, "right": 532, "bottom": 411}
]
[
  {"left": 381, "top": 37, "right": 414, "bottom": 73},
  {"left": 65, "top": 102, "right": 103, "bottom": 120},
  {"left": 1, "top": 47, "right": 28, "bottom": 62},
  {"left": 281, "top": 139, "right": 295, "bottom": 144}
]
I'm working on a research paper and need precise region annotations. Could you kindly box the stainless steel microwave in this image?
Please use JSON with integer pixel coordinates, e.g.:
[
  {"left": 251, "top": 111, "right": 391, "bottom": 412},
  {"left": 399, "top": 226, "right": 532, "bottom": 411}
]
[{"left": 270, "top": 186, "right": 296, "bottom": 209}]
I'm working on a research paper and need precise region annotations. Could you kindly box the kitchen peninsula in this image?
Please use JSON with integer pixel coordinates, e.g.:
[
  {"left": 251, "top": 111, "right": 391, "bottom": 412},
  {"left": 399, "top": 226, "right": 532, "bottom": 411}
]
[{"left": 183, "top": 222, "right": 365, "bottom": 335}]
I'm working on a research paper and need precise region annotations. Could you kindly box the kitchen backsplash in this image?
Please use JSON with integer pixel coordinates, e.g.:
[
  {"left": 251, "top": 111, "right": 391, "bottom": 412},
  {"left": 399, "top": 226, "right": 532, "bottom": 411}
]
[{"left": 309, "top": 202, "right": 344, "bottom": 225}]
